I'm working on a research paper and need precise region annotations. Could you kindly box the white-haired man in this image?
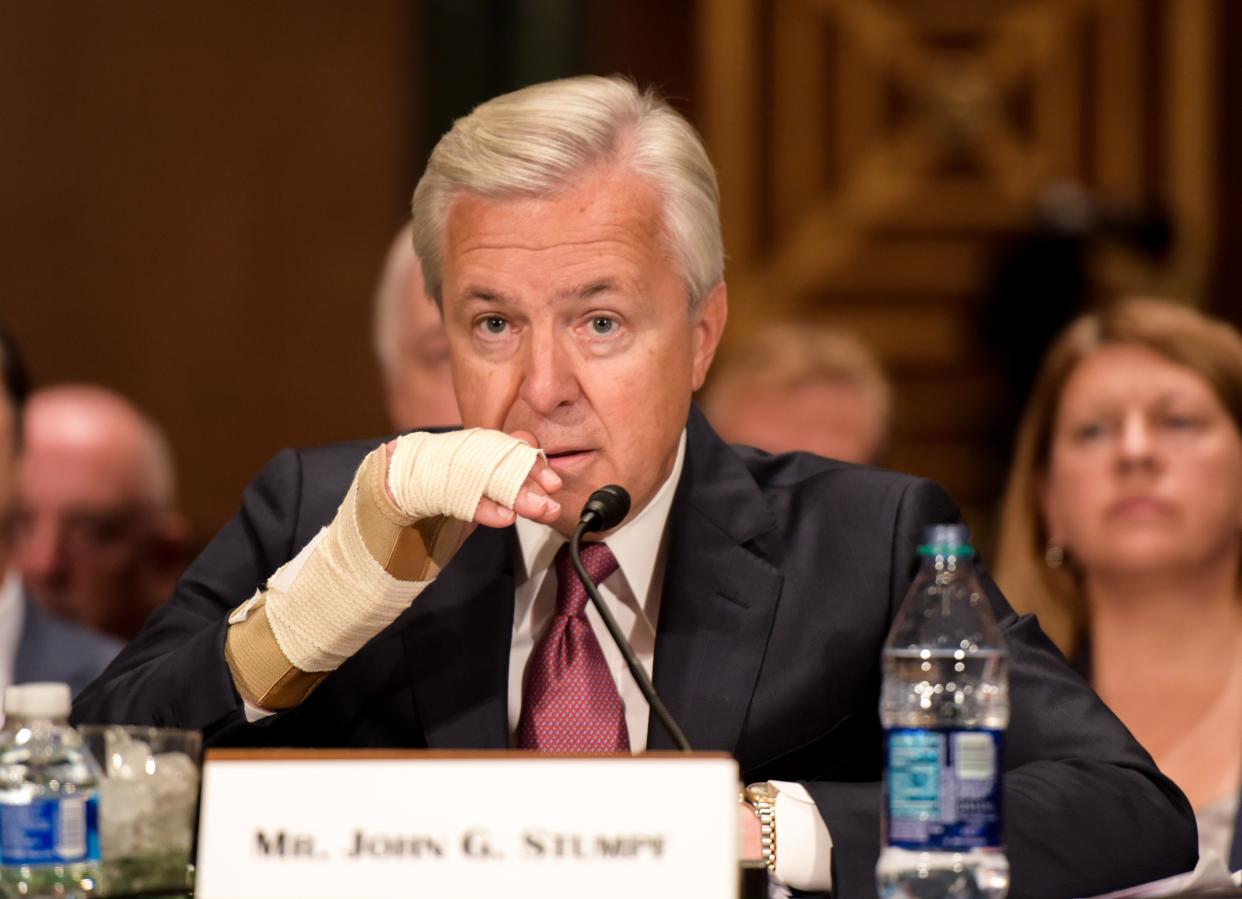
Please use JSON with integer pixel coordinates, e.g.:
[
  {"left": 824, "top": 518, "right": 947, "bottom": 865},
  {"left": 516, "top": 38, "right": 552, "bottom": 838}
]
[{"left": 75, "top": 76, "right": 1196, "bottom": 898}]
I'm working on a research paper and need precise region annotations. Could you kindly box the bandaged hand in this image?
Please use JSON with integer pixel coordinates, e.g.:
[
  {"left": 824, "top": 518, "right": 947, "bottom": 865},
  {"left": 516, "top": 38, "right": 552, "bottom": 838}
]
[
  {"left": 384, "top": 428, "right": 562, "bottom": 529},
  {"left": 227, "top": 429, "right": 561, "bottom": 705}
]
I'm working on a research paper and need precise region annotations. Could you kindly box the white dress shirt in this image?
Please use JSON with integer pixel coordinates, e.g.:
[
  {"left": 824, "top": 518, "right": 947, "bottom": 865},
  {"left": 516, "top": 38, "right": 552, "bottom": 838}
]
[{"left": 508, "top": 431, "right": 684, "bottom": 746}]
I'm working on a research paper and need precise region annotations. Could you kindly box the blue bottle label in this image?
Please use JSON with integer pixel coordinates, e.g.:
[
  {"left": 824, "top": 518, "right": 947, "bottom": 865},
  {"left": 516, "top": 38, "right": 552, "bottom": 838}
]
[
  {"left": 884, "top": 727, "right": 1003, "bottom": 851},
  {"left": 0, "top": 794, "right": 100, "bottom": 865}
]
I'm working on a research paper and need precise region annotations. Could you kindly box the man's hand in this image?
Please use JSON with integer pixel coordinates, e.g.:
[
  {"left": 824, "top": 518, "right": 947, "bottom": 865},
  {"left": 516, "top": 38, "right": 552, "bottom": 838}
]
[
  {"left": 383, "top": 429, "right": 562, "bottom": 528},
  {"left": 472, "top": 429, "right": 562, "bottom": 527}
]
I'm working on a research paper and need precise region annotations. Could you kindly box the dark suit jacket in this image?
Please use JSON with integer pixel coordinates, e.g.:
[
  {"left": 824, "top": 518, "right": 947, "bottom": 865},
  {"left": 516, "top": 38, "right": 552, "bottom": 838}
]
[
  {"left": 73, "top": 408, "right": 1198, "bottom": 898},
  {"left": 16, "top": 590, "right": 122, "bottom": 697}
]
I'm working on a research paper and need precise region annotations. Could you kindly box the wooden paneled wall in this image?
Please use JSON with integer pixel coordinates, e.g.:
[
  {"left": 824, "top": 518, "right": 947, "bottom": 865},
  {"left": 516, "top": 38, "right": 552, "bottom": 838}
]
[
  {"left": 0, "top": 3, "right": 418, "bottom": 539},
  {"left": 697, "top": 0, "right": 1218, "bottom": 540}
]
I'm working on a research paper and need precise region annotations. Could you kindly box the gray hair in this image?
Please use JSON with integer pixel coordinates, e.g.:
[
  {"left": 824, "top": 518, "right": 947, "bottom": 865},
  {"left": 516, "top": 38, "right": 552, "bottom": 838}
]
[{"left": 411, "top": 75, "right": 723, "bottom": 311}]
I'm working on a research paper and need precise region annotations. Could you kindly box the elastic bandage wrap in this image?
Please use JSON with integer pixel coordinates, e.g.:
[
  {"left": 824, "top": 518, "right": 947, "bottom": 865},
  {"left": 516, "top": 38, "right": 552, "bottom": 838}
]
[
  {"left": 262, "top": 430, "right": 539, "bottom": 674},
  {"left": 386, "top": 428, "right": 540, "bottom": 522}
]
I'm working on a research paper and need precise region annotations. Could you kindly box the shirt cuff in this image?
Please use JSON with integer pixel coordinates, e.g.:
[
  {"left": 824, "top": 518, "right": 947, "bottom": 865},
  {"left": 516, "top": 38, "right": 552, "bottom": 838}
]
[
  {"left": 243, "top": 700, "right": 276, "bottom": 723},
  {"left": 768, "top": 780, "right": 833, "bottom": 892}
]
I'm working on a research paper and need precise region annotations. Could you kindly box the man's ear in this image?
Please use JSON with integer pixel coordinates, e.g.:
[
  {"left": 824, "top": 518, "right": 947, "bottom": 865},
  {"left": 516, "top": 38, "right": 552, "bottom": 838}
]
[{"left": 691, "top": 281, "right": 728, "bottom": 392}]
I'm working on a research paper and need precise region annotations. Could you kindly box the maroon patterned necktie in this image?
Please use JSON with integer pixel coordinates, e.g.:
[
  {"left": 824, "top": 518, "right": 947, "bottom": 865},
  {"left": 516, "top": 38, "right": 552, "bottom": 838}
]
[{"left": 517, "top": 542, "right": 630, "bottom": 752}]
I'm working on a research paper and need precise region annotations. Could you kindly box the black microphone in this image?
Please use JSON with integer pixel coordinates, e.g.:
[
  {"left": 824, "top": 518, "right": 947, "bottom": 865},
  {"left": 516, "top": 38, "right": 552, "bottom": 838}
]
[
  {"left": 569, "top": 485, "right": 693, "bottom": 752},
  {"left": 578, "top": 484, "right": 630, "bottom": 532}
]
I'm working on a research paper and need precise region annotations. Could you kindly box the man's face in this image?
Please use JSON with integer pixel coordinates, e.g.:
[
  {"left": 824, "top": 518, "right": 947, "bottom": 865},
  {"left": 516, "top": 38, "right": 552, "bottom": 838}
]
[
  {"left": 13, "top": 412, "right": 168, "bottom": 635},
  {"left": 441, "top": 165, "right": 726, "bottom": 534}
]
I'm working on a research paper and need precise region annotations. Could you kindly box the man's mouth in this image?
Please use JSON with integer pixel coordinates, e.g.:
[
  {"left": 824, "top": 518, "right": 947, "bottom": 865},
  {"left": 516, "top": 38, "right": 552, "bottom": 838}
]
[{"left": 544, "top": 448, "right": 597, "bottom": 474}]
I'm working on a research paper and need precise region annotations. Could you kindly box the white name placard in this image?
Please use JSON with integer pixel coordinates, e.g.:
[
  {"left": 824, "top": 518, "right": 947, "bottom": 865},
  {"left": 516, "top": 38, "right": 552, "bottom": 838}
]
[{"left": 195, "top": 750, "right": 739, "bottom": 899}]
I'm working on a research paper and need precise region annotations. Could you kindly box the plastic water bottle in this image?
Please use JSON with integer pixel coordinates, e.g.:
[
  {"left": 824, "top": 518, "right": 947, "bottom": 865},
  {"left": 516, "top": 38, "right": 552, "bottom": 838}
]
[
  {"left": 876, "top": 524, "right": 1010, "bottom": 899},
  {"left": 0, "top": 683, "right": 101, "bottom": 898}
]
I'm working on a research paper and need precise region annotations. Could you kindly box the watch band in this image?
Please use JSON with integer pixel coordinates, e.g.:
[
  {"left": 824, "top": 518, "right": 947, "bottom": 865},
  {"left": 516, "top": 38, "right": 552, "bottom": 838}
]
[{"left": 744, "top": 781, "right": 778, "bottom": 874}]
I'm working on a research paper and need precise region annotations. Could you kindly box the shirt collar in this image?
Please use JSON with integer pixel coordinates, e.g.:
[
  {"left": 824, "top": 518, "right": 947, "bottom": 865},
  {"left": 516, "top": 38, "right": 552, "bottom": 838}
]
[{"left": 514, "top": 429, "right": 686, "bottom": 617}]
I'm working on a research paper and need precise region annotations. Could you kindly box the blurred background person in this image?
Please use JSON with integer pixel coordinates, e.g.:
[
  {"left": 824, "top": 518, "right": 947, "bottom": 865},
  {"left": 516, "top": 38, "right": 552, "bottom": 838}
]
[
  {"left": 995, "top": 298, "right": 1242, "bottom": 869},
  {"left": 0, "top": 332, "right": 119, "bottom": 698},
  {"left": 13, "top": 385, "right": 189, "bottom": 642},
  {"left": 702, "top": 321, "right": 891, "bottom": 464},
  {"left": 374, "top": 222, "right": 461, "bottom": 432}
]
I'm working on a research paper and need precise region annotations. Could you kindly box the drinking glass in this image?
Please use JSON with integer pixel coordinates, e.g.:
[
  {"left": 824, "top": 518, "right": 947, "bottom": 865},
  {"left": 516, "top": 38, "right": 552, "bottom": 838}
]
[{"left": 77, "top": 724, "right": 201, "bottom": 896}]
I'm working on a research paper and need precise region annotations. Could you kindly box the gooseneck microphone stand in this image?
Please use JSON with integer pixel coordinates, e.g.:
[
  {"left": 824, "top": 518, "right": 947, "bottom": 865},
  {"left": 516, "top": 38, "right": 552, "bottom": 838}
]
[{"left": 569, "top": 485, "right": 693, "bottom": 752}]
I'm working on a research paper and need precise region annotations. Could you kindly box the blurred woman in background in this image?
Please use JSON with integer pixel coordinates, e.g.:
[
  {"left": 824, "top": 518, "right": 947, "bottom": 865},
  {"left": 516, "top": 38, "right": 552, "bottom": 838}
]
[{"left": 996, "top": 298, "right": 1242, "bottom": 869}]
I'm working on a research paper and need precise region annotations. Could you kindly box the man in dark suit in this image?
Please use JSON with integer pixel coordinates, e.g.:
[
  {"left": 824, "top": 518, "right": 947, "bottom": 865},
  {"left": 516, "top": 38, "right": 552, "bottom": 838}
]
[
  {"left": 73, "top": 76, "right": 1197, "bottom": 897},
  {"left": 0, "top": 328, "right": 121, "bottom": 699},
  {"left": 13, "top": 385, "right": 190, "bottom": 642}
]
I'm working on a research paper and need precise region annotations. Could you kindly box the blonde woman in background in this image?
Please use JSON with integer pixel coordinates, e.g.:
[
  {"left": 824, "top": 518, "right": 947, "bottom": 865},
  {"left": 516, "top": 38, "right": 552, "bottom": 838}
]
[{"left": 996, "top": 298, "right": 1242, "bottom": 869}]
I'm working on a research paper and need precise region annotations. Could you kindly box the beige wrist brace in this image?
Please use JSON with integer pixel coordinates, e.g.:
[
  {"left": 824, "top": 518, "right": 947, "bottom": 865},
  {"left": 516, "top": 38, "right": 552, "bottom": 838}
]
[{"left": 225, "top": 429, "right": 538, "bottom": 709}]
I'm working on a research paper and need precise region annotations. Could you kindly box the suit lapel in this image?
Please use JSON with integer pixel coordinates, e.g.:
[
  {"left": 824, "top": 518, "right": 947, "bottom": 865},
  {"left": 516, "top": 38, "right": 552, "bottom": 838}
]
[
  {"left": 648, "top": 408, "right": 784, "bottom": 753},
  {"left": 400, "top": 524, "right": 515, "bottom": 749}
]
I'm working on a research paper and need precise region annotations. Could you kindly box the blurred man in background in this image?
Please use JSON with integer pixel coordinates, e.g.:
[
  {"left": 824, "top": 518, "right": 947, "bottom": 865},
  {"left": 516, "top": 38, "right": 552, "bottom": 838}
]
[
  {"left": 703, "top": 322, "right": 891, "bottom": 464},
  {"left": 373, "top": 222, "right": 461, "bottom": 431},
  {"left": 13, "top": 385, "right": 189, "bottom": 642},
  {"left": 0, "top": 334, "right": 119, "bottom": 697}
]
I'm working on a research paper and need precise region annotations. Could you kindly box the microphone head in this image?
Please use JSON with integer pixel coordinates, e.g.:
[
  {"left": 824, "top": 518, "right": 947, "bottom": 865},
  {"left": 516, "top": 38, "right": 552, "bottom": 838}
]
[{"left": 579, "top": 485, "right": 631, "bottom": 532}]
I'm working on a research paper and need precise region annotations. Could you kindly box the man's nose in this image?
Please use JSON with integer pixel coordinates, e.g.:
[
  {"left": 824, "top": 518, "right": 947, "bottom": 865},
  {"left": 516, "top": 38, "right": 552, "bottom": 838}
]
[{"left": 516, "top": 328, "right": 581, "bottom": 416}]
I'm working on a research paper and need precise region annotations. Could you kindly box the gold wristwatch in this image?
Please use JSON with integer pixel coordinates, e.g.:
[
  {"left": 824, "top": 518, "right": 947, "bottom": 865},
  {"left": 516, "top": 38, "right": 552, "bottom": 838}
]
[{"left": 743, "top": 781, "right": 778, "bottom": 874}]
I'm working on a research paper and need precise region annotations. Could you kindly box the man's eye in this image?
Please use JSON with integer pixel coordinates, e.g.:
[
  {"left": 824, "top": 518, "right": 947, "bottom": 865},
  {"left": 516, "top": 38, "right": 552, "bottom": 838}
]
[
  {"left": 590, "top": 316, "right": 616, "bottom": 335},
  {"left": 481, "top": 317, "right": 507, "bottom": 335}
]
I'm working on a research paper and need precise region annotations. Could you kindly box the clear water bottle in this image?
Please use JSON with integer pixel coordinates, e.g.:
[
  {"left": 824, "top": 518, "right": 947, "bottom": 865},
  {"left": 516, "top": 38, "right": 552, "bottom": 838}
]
[
  {"left": 0, "top": 683, "right": 101, "bottom": 898},
  {"left": 877, "top": 524, "right": 1010, "bottom": 899}
]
